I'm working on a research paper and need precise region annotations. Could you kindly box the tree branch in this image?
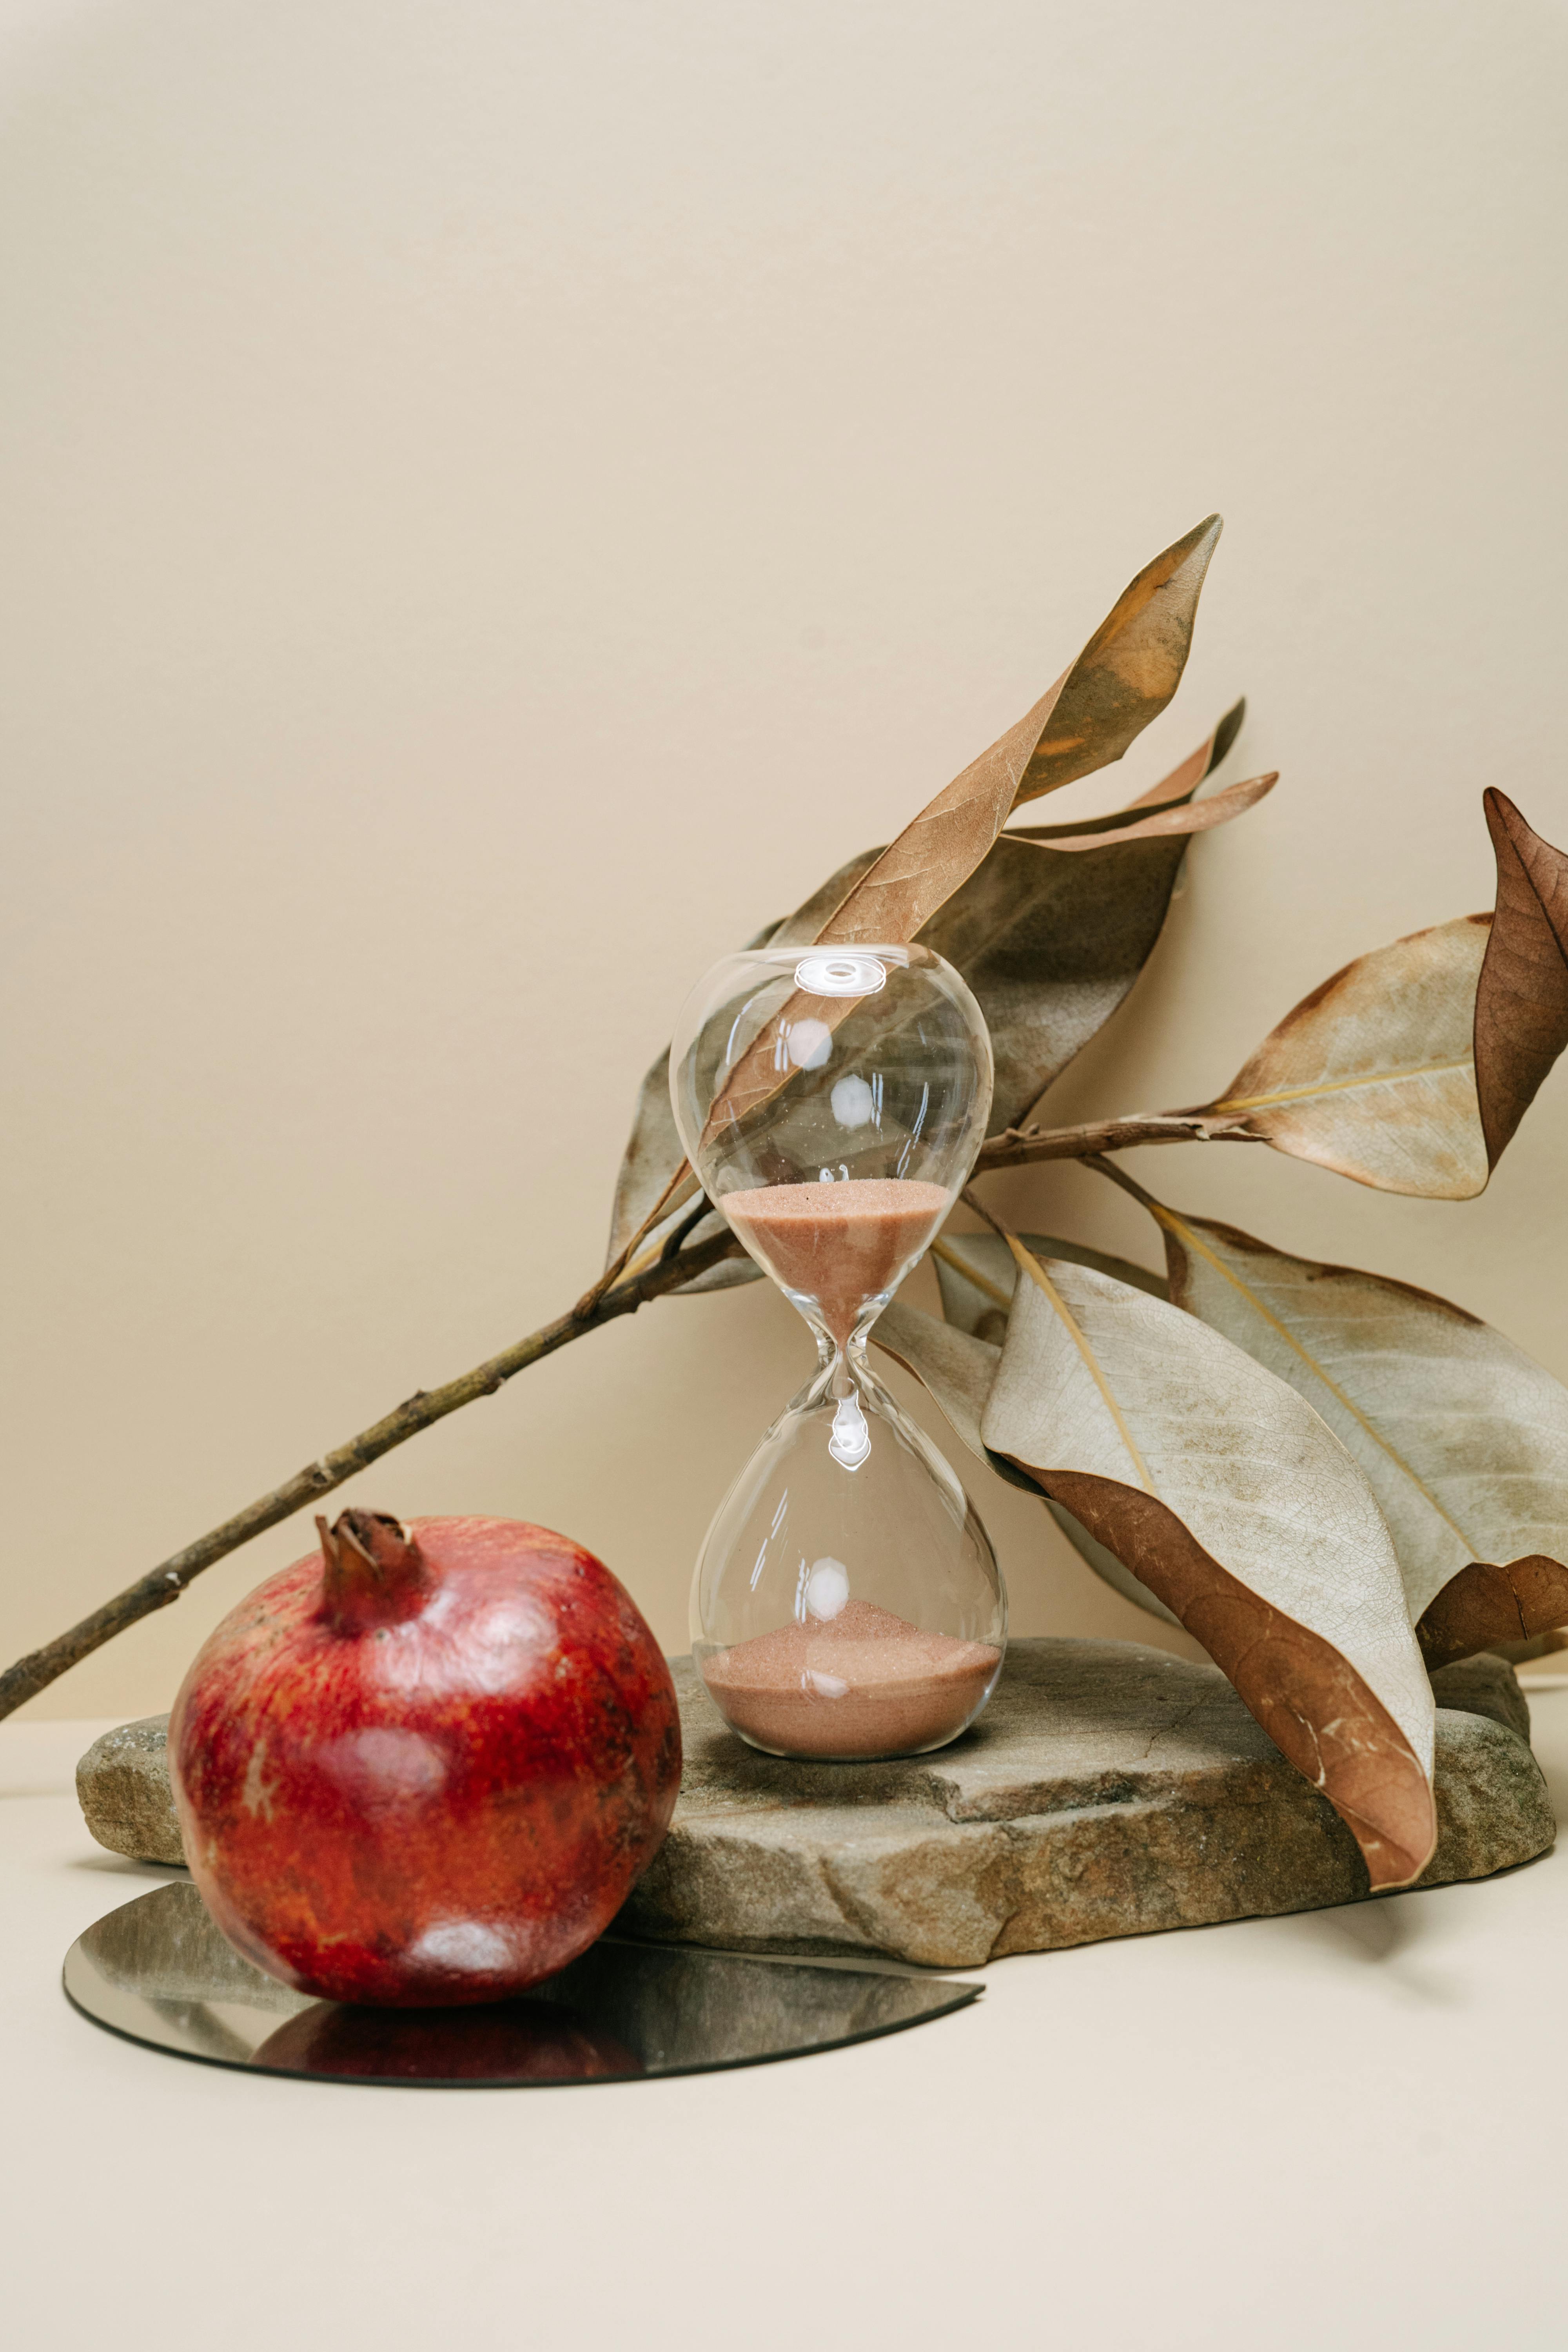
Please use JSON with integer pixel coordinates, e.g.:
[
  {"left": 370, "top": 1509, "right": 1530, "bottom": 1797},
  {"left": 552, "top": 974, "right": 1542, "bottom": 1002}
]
[
  {"left": 1, "top": 1100, "right": 1259, "bottom": 1720},
  {"left": 973, "top": 1108, "right": 1262, "bottom": 1174},
  {"left": 0, "top": 1225, "right": 743, "bottom": 1722}
]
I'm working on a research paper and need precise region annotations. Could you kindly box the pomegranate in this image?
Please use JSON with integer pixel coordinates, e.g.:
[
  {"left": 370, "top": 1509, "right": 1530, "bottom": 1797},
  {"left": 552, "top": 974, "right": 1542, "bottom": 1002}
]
[{"left": 169, "top": 1510, "right": 681, "bottom": 2005}]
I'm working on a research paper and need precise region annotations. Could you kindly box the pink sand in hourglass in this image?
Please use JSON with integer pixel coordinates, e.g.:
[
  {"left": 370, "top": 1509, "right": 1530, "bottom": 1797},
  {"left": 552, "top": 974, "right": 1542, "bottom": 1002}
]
[
  {"left": 702, "top": 1599, "right": 1001, "bottom": 1759},
  {"left": 722, "top": 1177, "right": 951, "bottom": 1345}
]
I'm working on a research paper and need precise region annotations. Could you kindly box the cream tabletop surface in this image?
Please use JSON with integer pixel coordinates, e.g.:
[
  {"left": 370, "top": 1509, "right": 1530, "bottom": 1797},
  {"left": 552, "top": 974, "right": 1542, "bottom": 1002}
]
[{"left": 4, "top": 1701, "right": 1566, "bottom": 2352}]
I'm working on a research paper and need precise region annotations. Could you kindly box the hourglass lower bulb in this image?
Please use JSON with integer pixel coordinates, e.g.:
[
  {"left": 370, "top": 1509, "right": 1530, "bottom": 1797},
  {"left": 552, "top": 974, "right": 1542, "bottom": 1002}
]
[{"left": 670, "top": 943, "right": 1007, "bottom": 1761}]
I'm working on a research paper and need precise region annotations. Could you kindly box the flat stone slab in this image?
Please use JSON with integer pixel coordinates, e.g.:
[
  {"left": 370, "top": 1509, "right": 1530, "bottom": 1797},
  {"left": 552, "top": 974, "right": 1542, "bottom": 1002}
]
[
  {"left": 78, "top": 1640, "right": 1554, "bottom": 1969},
  {"left": 622, "top": 1641, "right": 1552, "bottom": 1964}
]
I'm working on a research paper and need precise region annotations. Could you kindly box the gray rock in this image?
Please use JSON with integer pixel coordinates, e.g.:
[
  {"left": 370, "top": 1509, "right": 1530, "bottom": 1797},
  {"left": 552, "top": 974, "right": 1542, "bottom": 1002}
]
[
  {"left": 77, "top": 1641, "right": 1555, "bottom": 1968},
  {"left": 620, "top": 1640, "right": 1555, "bottom": 1965},
  {"left": 76, "top": 1714, "right": 185, "bottom": 1866},
  {"left": 1428, "top": 1650, "right": 1532, "bottom": 1741}
]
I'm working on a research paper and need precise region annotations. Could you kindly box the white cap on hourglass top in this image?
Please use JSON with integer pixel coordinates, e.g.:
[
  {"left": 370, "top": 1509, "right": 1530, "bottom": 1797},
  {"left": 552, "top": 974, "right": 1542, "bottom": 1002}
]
[{"left": 794, "top": 951, "right": 893, "bottom": 996}]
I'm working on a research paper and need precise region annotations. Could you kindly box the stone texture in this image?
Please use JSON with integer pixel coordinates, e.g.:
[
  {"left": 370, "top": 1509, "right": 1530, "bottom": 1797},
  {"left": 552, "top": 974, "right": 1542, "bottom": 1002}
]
[
  {"left": 76, "top": 1640, "right": 1555, "bottom": 1967},
  {"left": 1428, "top": 1650, "right": 1533, "bottom": 1740},
  {"left": 620, "top": 1640, "right": 1554, "bottom": 1965},
  {"left": 75, "top": 1714, "right": 185, "bottom": 1866}
]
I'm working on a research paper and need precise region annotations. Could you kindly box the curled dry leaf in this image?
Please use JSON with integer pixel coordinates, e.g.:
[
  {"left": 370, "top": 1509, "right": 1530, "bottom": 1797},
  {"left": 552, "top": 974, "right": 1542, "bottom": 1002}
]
[
  {"left": 610, "top": 718, "right": 1265, "bottom": 1286},
  {"left": 1202, "top": 914, "right": 1494, "bottom": 1197},
  {"left": 875, "top": 1288, "right": 1182, "bottom": 1629},
  {"left": 1474, "top": 789, "right": 1568, "bottom": 1165},
  {"left": 884, "top": 1247, "right": 1438, "bottom": 1884},
  {"left": 980, "top": 1246, "right": 1435, "bottom": 1887},
  {"left": 1192, "top": 792, "right": 1568, "bottom": 1198},
  {"left": 699, "top": 516, "right": 1224, "bottom": 1146},
  {"left": 928, "top": 746, "right": 1273, "bottom": 1133},
  {"left": 603, "top": 918, "right": 780, "bottom": 1294},
  {"left": 1016, "top": 702, "right": 1247, "bottom": 837},
  {"left": 1143, "top": 1188, "right": 1568, "bottom": 1667},
  {"left": 931, "top": 1230, "right": 1168, "bottom": 1345},
  {"left": 608, "top": 516, "right": 1227, "bottom": 1274},
  {"left": 1008, "top": 517, "right": 1227, "bottom": 807},
  {"left": 764, "top": 735, "right": 1270, "bottom": 1139}
]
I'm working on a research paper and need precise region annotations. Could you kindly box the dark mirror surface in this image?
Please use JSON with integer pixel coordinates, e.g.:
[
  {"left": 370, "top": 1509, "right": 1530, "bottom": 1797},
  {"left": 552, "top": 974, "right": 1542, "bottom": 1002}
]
[{"left": 64, "top": 1882, "right": 980, "bottom": 2085}]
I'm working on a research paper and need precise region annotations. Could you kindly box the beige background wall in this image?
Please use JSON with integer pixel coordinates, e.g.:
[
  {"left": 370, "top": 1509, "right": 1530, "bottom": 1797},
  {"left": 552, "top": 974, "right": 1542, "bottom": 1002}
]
[{"left": 2, "top": 0, "right": 1566, "bottom": 1718}]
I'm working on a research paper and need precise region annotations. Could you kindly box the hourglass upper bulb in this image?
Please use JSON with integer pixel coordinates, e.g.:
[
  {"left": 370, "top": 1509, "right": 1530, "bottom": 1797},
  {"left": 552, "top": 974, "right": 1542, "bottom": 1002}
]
[{"left": 669, "top": 942, "right": 993, "bottom": 1346}]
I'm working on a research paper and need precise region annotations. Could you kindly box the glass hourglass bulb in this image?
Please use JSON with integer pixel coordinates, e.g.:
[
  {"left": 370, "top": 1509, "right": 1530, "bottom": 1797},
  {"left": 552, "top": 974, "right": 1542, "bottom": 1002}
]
[{"left": 669, "top": 942, "right": 1006, "bottom": 1761}]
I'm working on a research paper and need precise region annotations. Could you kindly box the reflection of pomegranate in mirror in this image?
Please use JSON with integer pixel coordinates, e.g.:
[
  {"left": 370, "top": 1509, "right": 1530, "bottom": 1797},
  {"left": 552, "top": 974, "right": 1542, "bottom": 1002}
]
[
  {"left": 256, "top": 1998, "right": 642, "bottom": 2083},
  {"left": 170, "top": 1511, "right": 680, "bottom": 2006}
]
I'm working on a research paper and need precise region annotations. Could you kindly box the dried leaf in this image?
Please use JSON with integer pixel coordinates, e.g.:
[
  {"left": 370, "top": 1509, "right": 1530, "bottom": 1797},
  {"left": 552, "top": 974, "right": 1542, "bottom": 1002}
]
[
  {"left": 1009, "top": 516, "right": 1225, "bottom": 806},
  {"left": 1012, "top": 768, "right": 1274, "bottom": 856},
  {"left": 701, "top": 518, "right": 1223, "bottom": 1143},
  {"left": 765, "top": 695, "right": 1245, "bottom": 961},
  {"left": 1148, "top": 1193, "right": 1568, "bottom": 1667},
  {"left": 926, "top": 769, "right": 1271, "bottom": 1133},
  {"left": 1021, "top": 696, "right": 1248, "bottom": 835},
  {"left": 616, "top": 723, "right": 1261, "bottom": 1277},
  {"left": 610, "top": 521, "right": 1228, "bottom": 1265},
  {"left": 1194, "top": 793, "right": 1568, "bottom": 1198},
  {"left": 1203, "top": 914, "right": 1494, "bottom": 1198},
  {"left": 928, "top": 1231, "right": 1176, "bottom": 1624},
  {"left": 737, "top": 712, "right": 1267, "bottom": 1145},
  {"left": 603, "top": 1062, "right": 757, "bottom": 1295},
  {"left": 932, "top": 1230, "right": 1167, "bottom": 1346},
  {"left": 604, "top": 1049, "right": 690, "bottom": 1271},
  {"left": 874, "top": 1294, "right": 1182, "bottom": 1629},
  {"left": 603, "top": 915, "right": 783, "bottom": 1284},
  {"left": 980, "top": 1247, "right": 1436, "bottom": 1887},
  {"left": 1475, "top": 788, "right": 1568, "bottom": 1165},
  {"left": 873, "top": 1298, "right": 1004, "bottom": 1471}
]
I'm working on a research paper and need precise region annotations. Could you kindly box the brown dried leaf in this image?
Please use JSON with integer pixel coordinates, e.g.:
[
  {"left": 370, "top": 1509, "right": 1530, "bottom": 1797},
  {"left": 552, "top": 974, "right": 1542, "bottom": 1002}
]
[
  {"left": 874, "top": 1291, "right": 1182, "bottom": 1629},
  {"left": 604, "top": 1050, "right": 691, "bottom": 1270},
  {"left": 603, "top": 913, "right": 785, "bottom": 1282},
  {"left": 1009, "top": 516, "right": 1225, "bottom": 806},
  {"left": 602, "top": 1054, "right": 757, "bottom": 1294},
  {"left": 1194, "top": 794, "right": 1568, "bottom": 1198},
  {"left": 873, "top": 1298, "right": 1003, "bottom": 1471},
  {"left": 1016, "top": 768, "right": 1274, "bottom": 854},
  {"left": 609, "top": 732, "right": 1264, "bottom": 1278},
  {"left": 928, "top": 1231, "right": 1176, "bottom": 1622},
  {"left": 980, "top": 1246, "right": 1435, "bottom": 1887},
  {"left": 701, "top": 517, "right": 1223, "bottom": 1144},
  {"left": 1418, "top": 1564, "right": 1568, "bottom": 1671},
  {"left": 932, "top": 1230, "right": 1167, "bottom": 1347},
  {"left": 610, "top": 523, "right": 1227, "bottom": 1264},
  {"left": 1203, "top": 914, "right": 1494, "bottom": 1197},
  {"left": 1017, "top": 697, "right": 1247, "bottom": 837},
  {"left": 728, "top": 709, "right": 1264, "bottom": 1152},
  {"left": 1475, "top": 788, "right": 1568, "bottom": 1165},
  {"left": 926, "top": 756, "right": 1268, "bottom": 1133},
  {"left": 1148, "top": 1192, "right": 1568, "bottom": 1666}
]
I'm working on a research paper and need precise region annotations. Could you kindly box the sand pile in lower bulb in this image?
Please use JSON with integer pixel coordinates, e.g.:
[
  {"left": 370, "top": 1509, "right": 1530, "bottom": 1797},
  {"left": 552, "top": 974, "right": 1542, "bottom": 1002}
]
[{"left": 701, "top": 1598, "right": 1000, "bottom": 1759}]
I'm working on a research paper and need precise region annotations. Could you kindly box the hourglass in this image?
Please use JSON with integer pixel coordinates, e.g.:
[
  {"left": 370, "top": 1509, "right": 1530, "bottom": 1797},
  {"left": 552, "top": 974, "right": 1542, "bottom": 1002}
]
[{"left": 669, "top": 941, "right": 1006, "bottom": 1761}]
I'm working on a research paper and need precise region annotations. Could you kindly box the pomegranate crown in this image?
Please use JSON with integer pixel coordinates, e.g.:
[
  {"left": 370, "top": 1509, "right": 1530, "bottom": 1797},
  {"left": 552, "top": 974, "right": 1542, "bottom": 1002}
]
[{"left": 317, "top": 1508, "right": 431, "bottom": 1633}]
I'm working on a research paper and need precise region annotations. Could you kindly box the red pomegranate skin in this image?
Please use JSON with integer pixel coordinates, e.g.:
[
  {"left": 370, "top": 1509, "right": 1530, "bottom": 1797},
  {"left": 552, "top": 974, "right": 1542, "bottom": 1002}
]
[{"left": 169, "top": 1515, "right": 681, "bottom": 2006}]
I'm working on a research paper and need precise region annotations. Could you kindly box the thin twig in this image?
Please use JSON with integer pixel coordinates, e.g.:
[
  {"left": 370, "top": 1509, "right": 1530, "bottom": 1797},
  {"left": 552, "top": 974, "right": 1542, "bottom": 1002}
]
[
  {"left": 972, "top": 1108, "right": 1261, "bottom": 1174},
  {"left": 660, "top": 1198, "right": 713, "bottom": 1261},
  {"left": 1079, "top": 1152, "right": 1161, "bottom": 1211},
  {"left": 3, "top": 1108, "right": 1251, "bottom": 1719},
  {"left": 958, "top": 1186, "right": 1011, "bottom": 1240},
  {"left": 0, "top": 1225, "right": 742, "bottom": 1722}
]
